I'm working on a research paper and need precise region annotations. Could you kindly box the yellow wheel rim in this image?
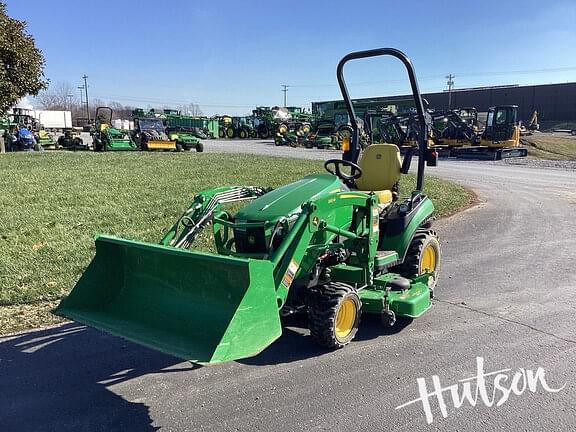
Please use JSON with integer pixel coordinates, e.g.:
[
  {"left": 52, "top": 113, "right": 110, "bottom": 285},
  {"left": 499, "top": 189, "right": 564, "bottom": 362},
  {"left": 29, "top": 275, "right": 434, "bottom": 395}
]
[
  {"left": 335, "top": 298, "right": 357, "bottom": 339},
  {"left": 420, "top": 244, "right": 437, "bottom": 274}
]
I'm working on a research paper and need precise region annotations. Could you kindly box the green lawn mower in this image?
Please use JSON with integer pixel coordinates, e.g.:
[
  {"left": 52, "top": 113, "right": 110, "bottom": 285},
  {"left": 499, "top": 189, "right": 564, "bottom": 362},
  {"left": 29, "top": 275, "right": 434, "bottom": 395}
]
[
  {"left": 57, "top": 48, "right": 440, "bottom": 364},
  {"left": 57, "top": 128, "right": 89, "bottom": 151},
  {"left": 92, "top": 107, "right": 138, "bottom": 152}
]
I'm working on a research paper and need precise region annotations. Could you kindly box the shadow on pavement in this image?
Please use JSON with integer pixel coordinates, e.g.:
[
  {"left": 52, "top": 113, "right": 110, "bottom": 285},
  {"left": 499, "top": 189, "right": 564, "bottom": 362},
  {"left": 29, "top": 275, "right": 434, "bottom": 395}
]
[
  {"left": 0, "top": 323, "right": 196, "bottom": 432},
  {"left": 239, "top": 313, "right": 413, "bottom": 366}
]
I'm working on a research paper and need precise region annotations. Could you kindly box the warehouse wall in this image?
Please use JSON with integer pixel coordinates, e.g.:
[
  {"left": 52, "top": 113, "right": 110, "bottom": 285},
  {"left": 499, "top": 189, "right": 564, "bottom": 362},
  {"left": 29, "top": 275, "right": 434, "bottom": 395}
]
[{"left": 312, "top": 82, "right": 576, "bottom": 124}]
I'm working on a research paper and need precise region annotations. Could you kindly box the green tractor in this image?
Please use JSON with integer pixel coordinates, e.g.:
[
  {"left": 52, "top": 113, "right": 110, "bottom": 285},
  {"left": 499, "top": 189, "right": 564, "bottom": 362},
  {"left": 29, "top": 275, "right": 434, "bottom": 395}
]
[
  {"left": 92, "top": 107, "right": 138, "bottom": 152},
  {"left": 57, "top": 48, "right": 441, "bottom": 364},
  {"left": 233, "top": 116, "right": 257, "bottom": 139},
  {"left": 252, "top": 106, "right": 276, "bottom": 139},
  {"left": 217, "top": 115, "right": 235, "bottom": 138}
]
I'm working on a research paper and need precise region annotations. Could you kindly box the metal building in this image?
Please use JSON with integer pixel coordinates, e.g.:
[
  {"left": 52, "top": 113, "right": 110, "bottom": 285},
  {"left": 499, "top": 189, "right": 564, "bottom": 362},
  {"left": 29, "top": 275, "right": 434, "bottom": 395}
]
[{"left": 312, "top": 82, "right": 576, "bottom": 127}]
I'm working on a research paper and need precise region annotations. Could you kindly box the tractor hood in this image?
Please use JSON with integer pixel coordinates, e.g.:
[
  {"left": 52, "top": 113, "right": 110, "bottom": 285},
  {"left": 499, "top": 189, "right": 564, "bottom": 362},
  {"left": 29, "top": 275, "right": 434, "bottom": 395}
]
[{"left": 236, "top": 174, "right": 342, "bottom": 222}]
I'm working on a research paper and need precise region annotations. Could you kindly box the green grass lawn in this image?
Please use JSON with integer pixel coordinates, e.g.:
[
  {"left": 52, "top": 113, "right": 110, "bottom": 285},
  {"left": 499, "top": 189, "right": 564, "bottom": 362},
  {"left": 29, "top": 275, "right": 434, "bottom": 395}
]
[
  {"left": 0, "top": 151, "right": 472, "bottom": 333},
  {"left": 522, "top": 134, "right": 576, "bottom": 160}
]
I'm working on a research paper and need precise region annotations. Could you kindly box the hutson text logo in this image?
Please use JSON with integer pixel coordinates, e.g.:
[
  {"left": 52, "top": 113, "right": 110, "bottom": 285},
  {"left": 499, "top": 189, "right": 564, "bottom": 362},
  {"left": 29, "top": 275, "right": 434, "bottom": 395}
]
[{"left": 396, "top": 357, "right": 566, "bottom": 424}]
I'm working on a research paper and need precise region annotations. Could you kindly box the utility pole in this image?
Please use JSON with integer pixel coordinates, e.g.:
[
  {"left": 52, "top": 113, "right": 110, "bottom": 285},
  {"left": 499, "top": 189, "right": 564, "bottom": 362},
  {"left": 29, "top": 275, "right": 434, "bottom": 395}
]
[
  {"left": 281, "top": 84, "right": 290, "bottom": 107},
  {"left": 446, "top": 74, "right": 455, "bottom": 110},
  {"left": 66, "top": 94, "right": 74, "bottom": 110},
  {"left": 82, "top": 75, "right": 90, "bottom": 121},
  {"left": 78, "top": 86, "right": 84, "bottom": 106}
]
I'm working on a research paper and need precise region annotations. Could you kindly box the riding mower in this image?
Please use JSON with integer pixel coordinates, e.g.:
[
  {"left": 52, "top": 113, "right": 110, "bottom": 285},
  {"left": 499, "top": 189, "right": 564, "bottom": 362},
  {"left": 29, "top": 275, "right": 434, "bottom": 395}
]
[
  {"left": 35, "top": 128, "right": 58, "bottom": 150},
  {"left": 58, "top": 128, "right": 88, "bottom": 151},
  {"left": 57, "top": 48, "right": 441, "bottom": 364},
  {"left": 92, "top": 107, "right": 138, "bottom": 152}
]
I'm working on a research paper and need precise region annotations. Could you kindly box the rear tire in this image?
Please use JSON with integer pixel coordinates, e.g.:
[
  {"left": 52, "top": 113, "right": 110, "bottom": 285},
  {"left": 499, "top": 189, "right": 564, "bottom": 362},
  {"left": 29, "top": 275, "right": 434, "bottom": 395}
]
[
  {"left": 176, "top": 142, "right": 183, "bottom": 152},
  {"left": 196, "top": 142, "right": 204, "bottom": 152},
  {"left": 226, "top": 126, "right": 235, "bottom": 139},
  {"left": 395, "top": 230, "right": 440, "bottom": 293},
  {"left": 258, "top": 125, "right": 270, "bottom": 139},
  {"left": 309, "top": 282, "right": 361, "bottom": 349}
]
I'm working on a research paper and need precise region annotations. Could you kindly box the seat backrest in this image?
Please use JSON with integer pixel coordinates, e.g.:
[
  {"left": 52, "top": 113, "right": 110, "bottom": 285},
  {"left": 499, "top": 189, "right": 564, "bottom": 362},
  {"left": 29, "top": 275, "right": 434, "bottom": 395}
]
[{"left": 355, "top": 144, "right": 402, "bottom": 191}]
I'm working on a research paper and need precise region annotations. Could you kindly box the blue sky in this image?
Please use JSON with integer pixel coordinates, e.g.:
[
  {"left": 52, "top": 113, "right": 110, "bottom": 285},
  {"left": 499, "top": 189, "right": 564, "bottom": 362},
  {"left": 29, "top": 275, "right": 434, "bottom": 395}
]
[{"left": 7, "top": 0, "right": 576, "bottom": 115}]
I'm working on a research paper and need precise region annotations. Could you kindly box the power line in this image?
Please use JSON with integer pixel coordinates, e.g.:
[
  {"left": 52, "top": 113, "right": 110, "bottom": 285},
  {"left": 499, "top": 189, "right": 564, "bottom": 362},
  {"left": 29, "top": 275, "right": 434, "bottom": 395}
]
[{"left": 287, "top": 65, "right": 576, "bottom": 88}]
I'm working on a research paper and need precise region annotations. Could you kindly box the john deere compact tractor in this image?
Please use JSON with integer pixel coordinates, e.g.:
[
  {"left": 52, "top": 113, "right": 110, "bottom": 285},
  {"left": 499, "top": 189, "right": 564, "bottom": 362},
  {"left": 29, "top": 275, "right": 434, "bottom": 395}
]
[
  {"left": 57, "top": 48, "right": 441, "bottom": 364},
  {"left": 92, "top": 107, "right": 137, "bottom": 152}
]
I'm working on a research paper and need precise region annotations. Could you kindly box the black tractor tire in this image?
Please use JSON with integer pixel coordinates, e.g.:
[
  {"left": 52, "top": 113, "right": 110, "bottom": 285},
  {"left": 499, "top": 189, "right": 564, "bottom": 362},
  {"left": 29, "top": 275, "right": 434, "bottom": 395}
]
[
  {"left": 219, "top": 128, "right": 225, "bottom": 138},
  {"left": 175, "top": 142, "right": 183, "bottom": 152},
  {"left": 196, "top": 142, "right": 204, "bottom": 152},
  {"left": 239, "top": 128, "right": 248, "bottom": 139},
  {"left": 308, "top": 282, "right": 361, "bottom": 349},
  {"left": 250, "top": 129, "right": 258, "bottom": 138},
  {"left": 337, "top": 125, "right": 353, "bottom": 138},
  {"left": 258, "top": 125, "right": 270, "bottom": 139},
  {"left": 394, "top": 230, "right": 441, "bottom": 293},
  {"left": 226, "top": 126, "right": 235, "bottom": 139}
]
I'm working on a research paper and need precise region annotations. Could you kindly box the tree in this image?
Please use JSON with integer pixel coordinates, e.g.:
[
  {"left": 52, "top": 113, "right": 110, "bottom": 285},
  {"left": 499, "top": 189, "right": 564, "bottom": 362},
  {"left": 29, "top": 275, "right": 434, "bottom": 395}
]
[
  {"left": 36, "top": 81, "right": 77, "bottom": 110},
  {"left": 177, "top": 102, "right": 204, "bottom": 116},
  {"left": 0, "top": 1, "right": 47, "bottom": 114}
]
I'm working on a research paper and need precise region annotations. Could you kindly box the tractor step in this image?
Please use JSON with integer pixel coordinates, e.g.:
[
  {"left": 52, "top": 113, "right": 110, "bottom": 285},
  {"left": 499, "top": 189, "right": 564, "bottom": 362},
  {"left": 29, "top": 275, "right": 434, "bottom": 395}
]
[
  {"left": 360, "top": 274, "right": 432, "bottom": 318},
  {"left": 374, "top": 250, "right": 399, "bottom": 270}
]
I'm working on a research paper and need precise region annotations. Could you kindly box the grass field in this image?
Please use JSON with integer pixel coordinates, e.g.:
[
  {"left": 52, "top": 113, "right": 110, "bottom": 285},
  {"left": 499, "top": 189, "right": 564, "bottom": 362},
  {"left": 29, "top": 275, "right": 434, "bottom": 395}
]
[
  {"left": 522, "top": 134, "right": 576, "bottom": 160},
  {"left": 0, "top": 151, "right": 473, "bottom": 333}
]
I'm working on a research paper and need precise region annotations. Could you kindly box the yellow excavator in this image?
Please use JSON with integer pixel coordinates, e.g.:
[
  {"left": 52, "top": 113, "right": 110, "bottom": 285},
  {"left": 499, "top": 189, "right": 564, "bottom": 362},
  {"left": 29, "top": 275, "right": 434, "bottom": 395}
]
[{"left": 451, "top": 105, "right": 527, "bottom": 160}]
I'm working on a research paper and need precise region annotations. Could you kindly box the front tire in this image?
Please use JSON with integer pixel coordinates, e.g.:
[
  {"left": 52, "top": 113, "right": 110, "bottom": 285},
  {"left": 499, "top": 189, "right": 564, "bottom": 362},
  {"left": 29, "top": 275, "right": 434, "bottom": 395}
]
[
  {"left": 396, "top": 230, "right": 441, "bottom": 292},
  {"left": 309, "top": 282, "right": 361, "bottom": 349},
  {"left": 195, "top": 142, "right": 204, "bottom": 152}
]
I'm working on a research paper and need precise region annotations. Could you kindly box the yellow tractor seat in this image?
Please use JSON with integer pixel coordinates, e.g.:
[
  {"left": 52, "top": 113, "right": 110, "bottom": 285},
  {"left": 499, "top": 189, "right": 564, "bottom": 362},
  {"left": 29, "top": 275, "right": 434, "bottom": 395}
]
[{"left": 354, "top": 143, "right": 402, "bottom": 205}]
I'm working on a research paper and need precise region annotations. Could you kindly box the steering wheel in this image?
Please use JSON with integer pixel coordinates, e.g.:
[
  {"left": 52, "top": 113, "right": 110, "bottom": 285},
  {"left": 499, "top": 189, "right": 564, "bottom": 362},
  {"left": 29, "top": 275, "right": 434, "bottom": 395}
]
[{"left": 324, "top": 159, "right": 363, "bottom": 182}]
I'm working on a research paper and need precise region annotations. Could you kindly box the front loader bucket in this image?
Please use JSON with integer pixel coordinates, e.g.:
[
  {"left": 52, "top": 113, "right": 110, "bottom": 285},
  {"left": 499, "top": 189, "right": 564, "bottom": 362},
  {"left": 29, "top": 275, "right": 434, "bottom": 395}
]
[{"left": 56, "top": 235, "right": 282, "bottom": 364}]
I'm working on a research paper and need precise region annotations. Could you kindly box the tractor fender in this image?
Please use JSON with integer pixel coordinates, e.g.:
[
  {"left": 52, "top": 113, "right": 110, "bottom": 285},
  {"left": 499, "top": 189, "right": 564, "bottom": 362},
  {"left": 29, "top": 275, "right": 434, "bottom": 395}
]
[{"left": 378, "top": 196, "right": 435, "bottom": 262}]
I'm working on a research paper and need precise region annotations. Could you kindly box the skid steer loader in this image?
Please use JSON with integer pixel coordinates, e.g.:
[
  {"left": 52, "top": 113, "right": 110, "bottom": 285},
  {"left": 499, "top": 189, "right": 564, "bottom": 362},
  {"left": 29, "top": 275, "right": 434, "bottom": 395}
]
[{"left": 57, "top": 48, "right": 441, "bottom": 364}]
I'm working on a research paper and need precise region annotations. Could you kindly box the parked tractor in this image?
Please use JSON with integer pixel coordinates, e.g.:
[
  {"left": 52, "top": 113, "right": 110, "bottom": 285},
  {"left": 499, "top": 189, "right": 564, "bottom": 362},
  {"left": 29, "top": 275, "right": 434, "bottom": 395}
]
[
  {"left": 92, "top": 107, "right": 137, "bottom": 152},
  {"left": 216, "top": 115, "right": 235, "bottom": 138},
  {"left": 58, "top": 48, "right": 441, "bottom": 365}
]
